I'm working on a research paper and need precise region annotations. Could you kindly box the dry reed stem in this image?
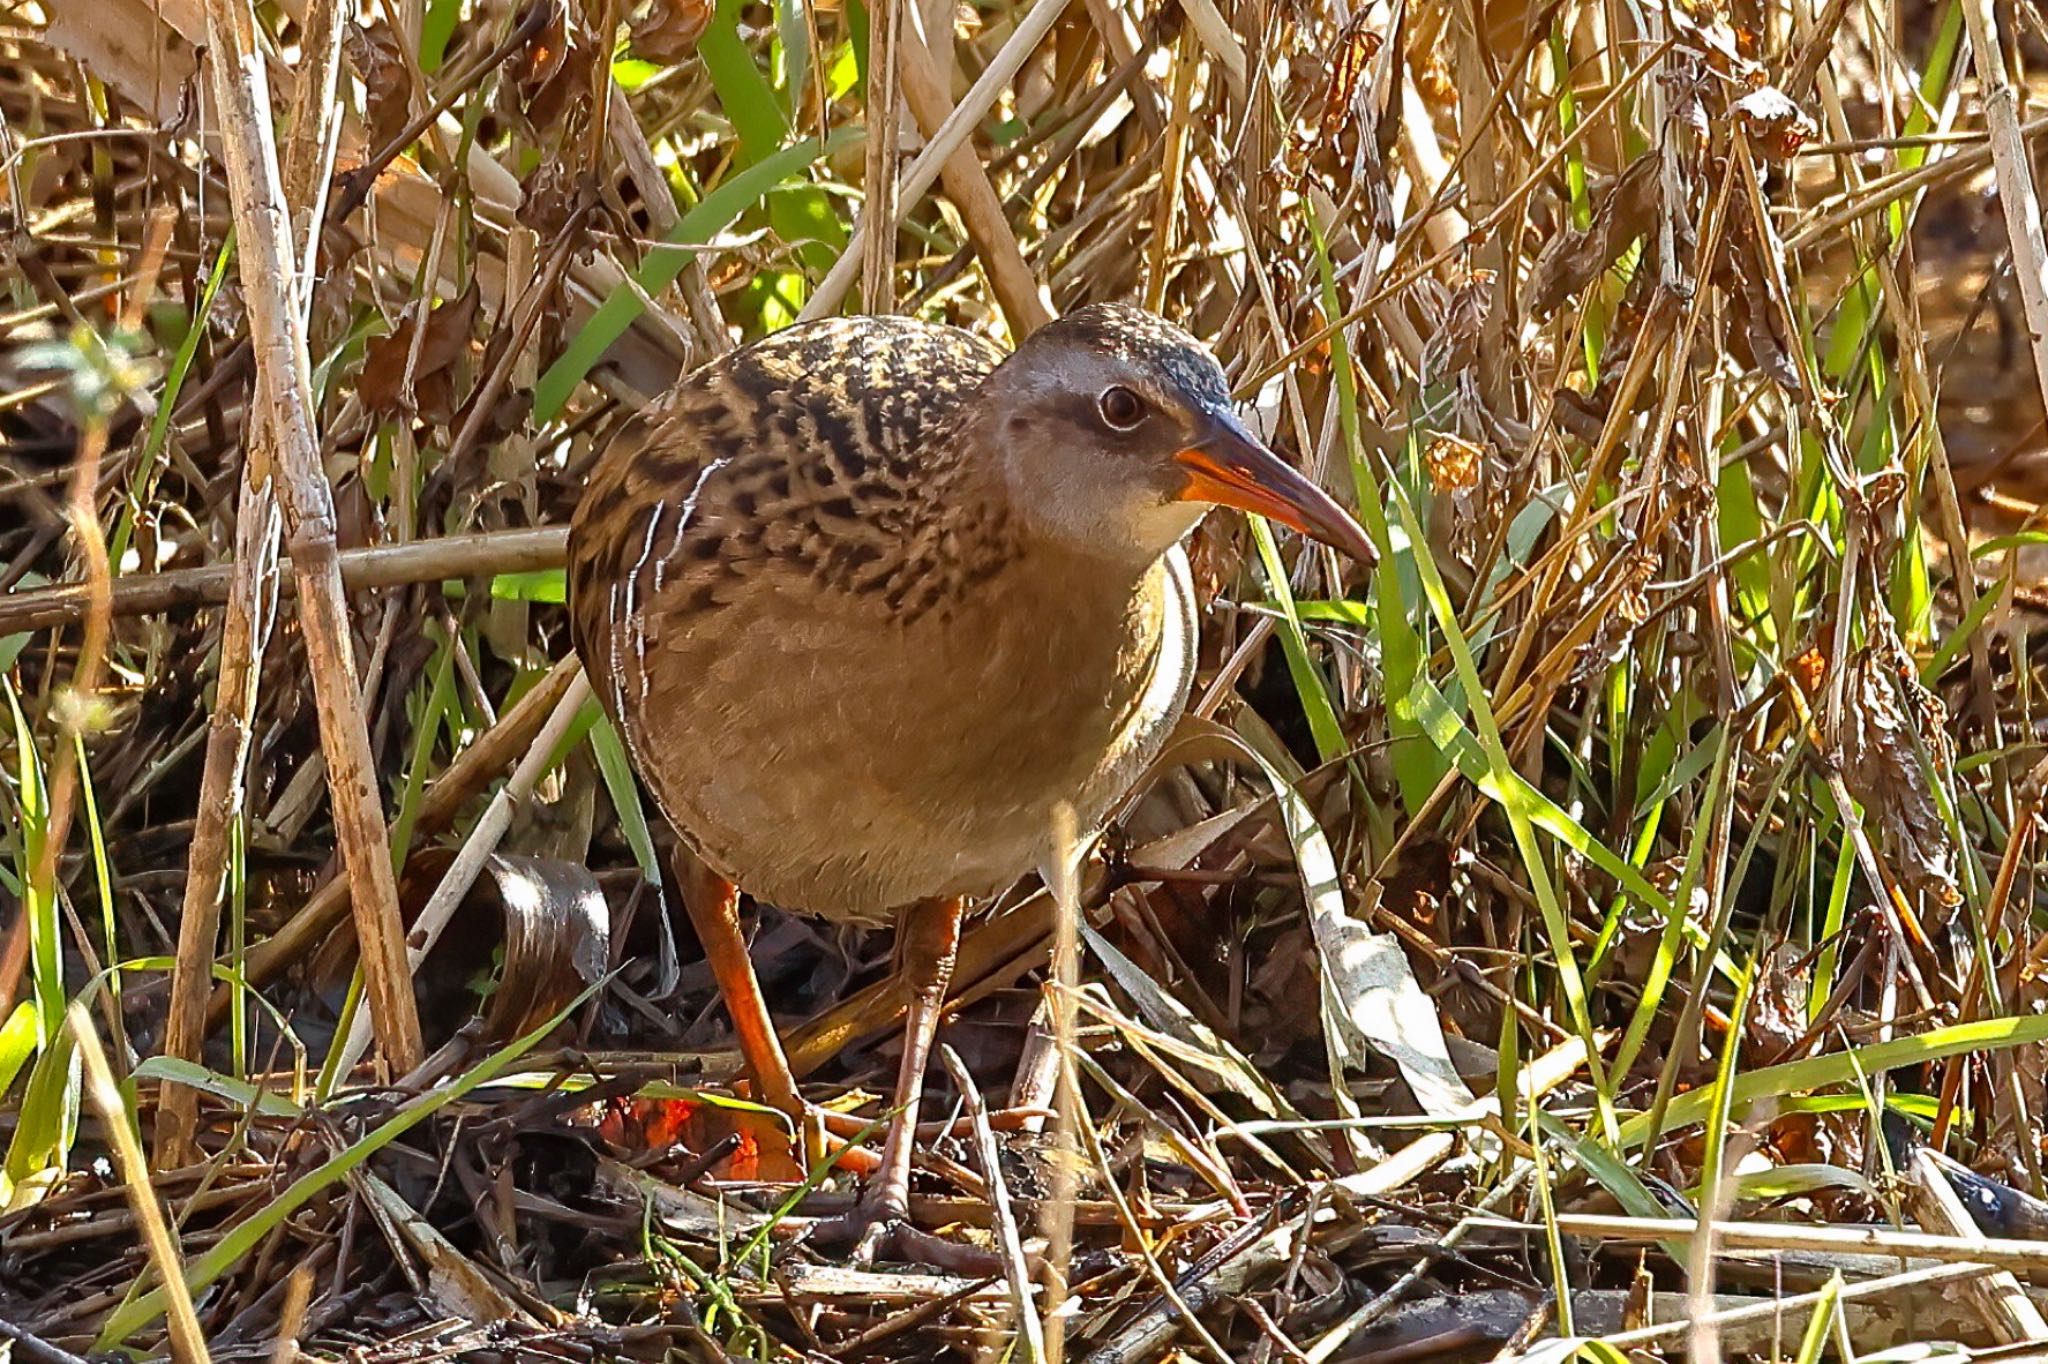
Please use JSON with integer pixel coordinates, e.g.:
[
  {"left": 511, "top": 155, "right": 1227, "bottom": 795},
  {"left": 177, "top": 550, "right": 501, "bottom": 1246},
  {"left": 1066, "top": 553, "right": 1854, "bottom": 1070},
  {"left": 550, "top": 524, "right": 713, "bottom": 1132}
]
[
  {"left": 158, "top": 0, "right": 348, "bottom": 1169},
  {"left": 938, "top": 1045, "right": 1044, "bottom": 1362},
  {"left": 203, "top": 0, "right": 423, "bottom": 1071},
  {"left": 861, "top": 0, "right": 902, "bottom": 314},
  {"left": 0, "top": 526, "right": 571, "bottom": 635},
  {"left": 896, "top": 21, "right": 1054, "bottom": 335},
  {"left": 1961, "top": 0, "right": 2048, "bottom": 428},
  {"left": 1486, "top": 1213, "right": 2048, "bottom": 1274}
]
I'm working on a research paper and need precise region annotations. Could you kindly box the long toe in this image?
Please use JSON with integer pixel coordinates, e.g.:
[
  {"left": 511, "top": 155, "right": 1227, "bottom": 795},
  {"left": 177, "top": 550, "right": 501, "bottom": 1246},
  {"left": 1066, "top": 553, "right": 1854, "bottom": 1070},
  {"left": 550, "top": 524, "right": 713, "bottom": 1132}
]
[{"left": 806, "top": 1198, "right": 1002, "bottom": 1275}]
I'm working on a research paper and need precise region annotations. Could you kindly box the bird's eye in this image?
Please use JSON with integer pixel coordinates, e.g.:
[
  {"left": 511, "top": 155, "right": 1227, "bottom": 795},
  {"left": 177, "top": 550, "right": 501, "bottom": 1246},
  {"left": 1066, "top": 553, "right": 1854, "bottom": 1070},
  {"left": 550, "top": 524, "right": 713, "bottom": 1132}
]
[{"left": 1098, "top": 385, "right": 1145, "bottom": 431}]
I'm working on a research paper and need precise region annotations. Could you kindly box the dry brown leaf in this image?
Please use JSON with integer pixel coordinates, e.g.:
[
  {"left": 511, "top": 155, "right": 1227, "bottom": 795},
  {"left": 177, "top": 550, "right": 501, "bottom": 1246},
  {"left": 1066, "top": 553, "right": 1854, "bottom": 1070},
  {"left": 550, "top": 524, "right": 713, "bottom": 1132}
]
[
  {"left": 1422, "top": 267, "right": 1495, "bottom": 378},
  {"left": 1570, "top": 548, "right": 1657, "bottom": 684},
  {"left": 348, "top": 22, "right": 412, "bottom": 155},
  {"left": 1839, "top": 626, "right": 1963, "bottom": 916},
  {"left": 630, "top": 0, "right": 714, "bottom": 63},
  {"left": 1527, "top": 153, "right": 1662, "bottom": 318},
  {"left": 359, "top": 280, "right": 482, "bottom": 422}
]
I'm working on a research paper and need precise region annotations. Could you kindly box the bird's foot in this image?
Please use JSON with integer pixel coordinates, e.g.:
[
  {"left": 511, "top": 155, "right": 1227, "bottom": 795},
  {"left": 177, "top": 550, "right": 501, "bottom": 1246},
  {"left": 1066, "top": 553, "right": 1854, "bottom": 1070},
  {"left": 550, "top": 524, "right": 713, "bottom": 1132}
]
[{"left": 806, "top": 1198, "right": 1002, "bottom": 1275}]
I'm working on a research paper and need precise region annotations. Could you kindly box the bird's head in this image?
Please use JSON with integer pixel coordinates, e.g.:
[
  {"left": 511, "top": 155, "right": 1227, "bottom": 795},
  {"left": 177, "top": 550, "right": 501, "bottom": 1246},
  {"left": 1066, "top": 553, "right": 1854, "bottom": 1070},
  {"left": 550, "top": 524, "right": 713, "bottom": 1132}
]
[{"left": 978, "top": 303, "right": 1377, "bottom": 570}]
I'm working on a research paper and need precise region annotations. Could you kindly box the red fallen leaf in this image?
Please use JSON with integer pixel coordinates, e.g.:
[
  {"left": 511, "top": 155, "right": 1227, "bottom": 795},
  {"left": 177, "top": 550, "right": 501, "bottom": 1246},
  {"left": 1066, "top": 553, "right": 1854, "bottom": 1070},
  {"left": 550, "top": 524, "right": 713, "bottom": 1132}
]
[
  {"left": 1732, "top": 84, "right": 1816, "bottom": 161},
  {"left": 594, "top": 1094, "right": 805, "bottom": 1181},
  {"left": 630, "top": 0, "right": 713, "bottom": 63}
]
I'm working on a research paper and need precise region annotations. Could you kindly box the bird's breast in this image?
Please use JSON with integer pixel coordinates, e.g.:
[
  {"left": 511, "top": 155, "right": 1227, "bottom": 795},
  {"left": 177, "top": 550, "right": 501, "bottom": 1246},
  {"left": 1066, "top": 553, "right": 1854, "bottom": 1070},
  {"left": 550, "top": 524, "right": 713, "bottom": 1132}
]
[{"left": 623, "top": 546, "right": 1198, "bottom": 919}]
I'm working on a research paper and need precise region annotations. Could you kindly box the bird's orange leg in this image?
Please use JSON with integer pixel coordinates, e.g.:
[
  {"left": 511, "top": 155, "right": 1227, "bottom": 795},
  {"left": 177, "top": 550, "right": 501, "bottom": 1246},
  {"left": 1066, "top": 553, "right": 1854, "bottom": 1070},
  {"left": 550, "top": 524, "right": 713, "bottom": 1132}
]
[{"left": 675, "top": 852, "right": 803, "bottom": 1120}]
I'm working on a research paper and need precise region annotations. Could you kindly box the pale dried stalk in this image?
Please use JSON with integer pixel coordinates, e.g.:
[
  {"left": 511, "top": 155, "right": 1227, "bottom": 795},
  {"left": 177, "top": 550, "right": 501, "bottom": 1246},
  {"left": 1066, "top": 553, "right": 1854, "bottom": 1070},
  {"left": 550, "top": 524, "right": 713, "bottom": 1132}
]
[
  {"left": 1486, "top": 1213, "right": 2048, "bottom": 1273},
  {"left": 800, "top": 0, "right": 1073, "bottom": 326},
  {"left": 158, "top": 0, "right": 349, "bottom": 1170},
  {"left": 939, "top": 1045, "right": 1044, "bottom": 1362},
  {"left": 71, "top": 1005, "right": 211, "bottom": 1364},
  {"left": 1961, "top": 0, "right": 2048, "bottom": 425},
  {"left": 155, "top": 465, "right": 283, "bottom": 1166},
  {"left": 1040, "top": 803, "right": 1081, "bottom": 1364},
  {"left": 862, "top": 0, "right": 903, "bottom": 313},
  {"left": 0, "top": 526, "right": 569, "bottom": 637},
  {"left": 203, "top": 0, "right": 423, "bottom": 1069},
  {"left": 1142, "top": 29, "right": 1197, "bottom": 314},
  {"left": 158, "top": 0, "right": 355, "bottom": 1163}
]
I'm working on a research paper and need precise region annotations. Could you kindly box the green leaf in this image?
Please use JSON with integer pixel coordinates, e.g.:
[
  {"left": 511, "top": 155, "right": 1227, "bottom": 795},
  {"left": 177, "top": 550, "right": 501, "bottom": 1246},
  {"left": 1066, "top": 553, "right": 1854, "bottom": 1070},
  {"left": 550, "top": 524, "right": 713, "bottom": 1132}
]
[
  {"left": 490, "top": 568, "right": 567, "bottom": 604},
  {"left": 1619, "top": 1012, "right": 2048, "bottom": 1148},
  {"left": 0, "top": 1001, "right": 39, "bottom": 1099},
  {"left": 590, "top": 716, "right": 662, "bottom": 883}
]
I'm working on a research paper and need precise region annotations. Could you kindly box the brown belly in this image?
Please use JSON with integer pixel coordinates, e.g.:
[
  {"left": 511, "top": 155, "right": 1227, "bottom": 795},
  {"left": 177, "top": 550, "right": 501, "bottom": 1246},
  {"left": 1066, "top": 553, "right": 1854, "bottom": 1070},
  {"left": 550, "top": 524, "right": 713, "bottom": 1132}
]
[{"left": 627, "top": 553, "right": 1194, "bottom": 920}]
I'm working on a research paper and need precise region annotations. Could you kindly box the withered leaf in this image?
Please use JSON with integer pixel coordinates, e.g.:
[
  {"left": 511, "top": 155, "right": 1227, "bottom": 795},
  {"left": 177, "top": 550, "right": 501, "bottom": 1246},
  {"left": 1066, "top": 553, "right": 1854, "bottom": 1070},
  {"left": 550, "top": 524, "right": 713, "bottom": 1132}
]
[
  {"left": 1838, "top": 629, "right": 1962, "bottom": 917},
  {"left": 1318, "top": 14, "right": 1384, "bottom": 141},
  {"left": 506, "top": 5, "right": 599, "bottom": 134},
  {"left": 1732, "top": 84, "right": 1817, "bottom": 160},
  {"left": 1528, "top": 153, "right": 1663, "bottom": 318},
  {"left": 1422, "top": 267, "right": 1496, "bottom": 378},
  {"left": 348, "top": 22, "right": 412, "bottom": 155},
  {"left": 518, "top": 155, "right": 582, "bottom": 237},
  {"left": 1569, "top": 548, "right": 1657, "bottom": 684},
  {"left": 630, "top": 0, "right": 714, "bottom": 63},
  {"left": 359, "top": 279, "right": 482, "bottom": 422}
]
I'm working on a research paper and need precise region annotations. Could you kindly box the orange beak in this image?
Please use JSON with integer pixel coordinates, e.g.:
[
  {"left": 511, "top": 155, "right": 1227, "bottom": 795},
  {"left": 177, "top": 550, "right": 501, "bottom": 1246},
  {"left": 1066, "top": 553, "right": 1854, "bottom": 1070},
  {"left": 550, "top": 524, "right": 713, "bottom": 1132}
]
[{"left": 1174, "top": 413, "right": 1378, "bottom": 565}]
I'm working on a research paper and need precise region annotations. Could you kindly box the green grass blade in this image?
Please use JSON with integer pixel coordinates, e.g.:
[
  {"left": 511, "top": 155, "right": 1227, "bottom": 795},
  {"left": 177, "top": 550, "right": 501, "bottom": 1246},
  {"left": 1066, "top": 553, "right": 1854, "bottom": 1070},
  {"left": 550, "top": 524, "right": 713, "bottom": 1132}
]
[{"left": 532, "top": 130, "right": 860, "bottom": 423}]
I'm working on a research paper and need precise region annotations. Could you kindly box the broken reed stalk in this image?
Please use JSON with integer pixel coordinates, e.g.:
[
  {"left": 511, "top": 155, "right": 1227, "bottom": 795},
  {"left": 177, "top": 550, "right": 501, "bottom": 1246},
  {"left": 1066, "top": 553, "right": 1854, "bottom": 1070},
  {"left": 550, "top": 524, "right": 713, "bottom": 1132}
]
[
  {"left": 156, "top": 461, "right": 282, "bottom": 1167},
  {"left": 860, "top": 0, "right": 901, "bottom": 314},
  {"left": 202, "top": 0, "right": 423, "bottom": 1071},
  {"left": 158, "top": 0, "right": 349, "bottom": 1168}
]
